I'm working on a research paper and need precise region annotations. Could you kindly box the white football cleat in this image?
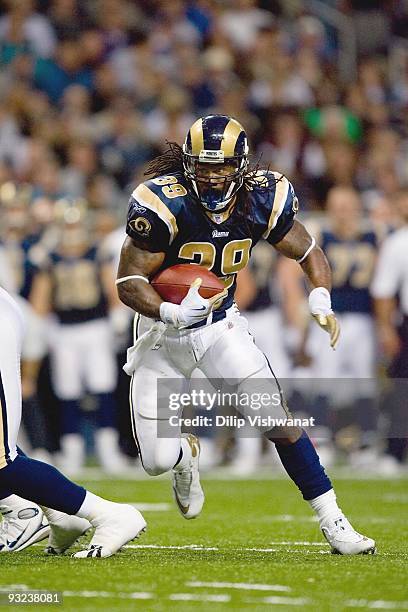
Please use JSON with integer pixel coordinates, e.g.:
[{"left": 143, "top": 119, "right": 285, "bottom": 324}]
[
  {"left": 73, "top": 503, "right": 146, "bottom": 559},
  {"left": 0, "top": 504, "right": 50, "bottom": 552},
  {"left": 46, "top": 515, "right": 91, "bottom": 555},
  {"left": 321, "top": 514, "right": 376, "bottom": 555},
  {"left": 172, "top": 434, "right": 205, "bottom": 520}
]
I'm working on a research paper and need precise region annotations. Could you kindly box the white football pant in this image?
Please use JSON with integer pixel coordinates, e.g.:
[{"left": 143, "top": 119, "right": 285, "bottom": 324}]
[
  {"left": 48, "top": 319, "right": 117, "bottom": 400},
  {"left": 0, "top": 287, "right": 24, "bottom": 467},
  {"left": 128, "top": 306, "right": 289, "bottom": 476},
  {"left": 307, "top": 313, "right": 376, "bottom": 403}
]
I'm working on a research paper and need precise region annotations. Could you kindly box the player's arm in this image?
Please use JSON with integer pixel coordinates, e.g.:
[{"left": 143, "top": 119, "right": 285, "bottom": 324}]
[
  {"left": 25, "top": 270, "right": 52, "bottom": 397},
  {"left": 371, "top": 237, "right": 402, "bottom": 359},
  {"left": 274, "top": 220, "right": 331, "bottom": 290},
  {"left": 117, "top": 236, "right": 226, "bottom": 328},
  {"left": 235, "top": 267, "right": 257, "bottom": 310},
  {"left": 373, "top": 297, "right": 401, "bottom": 359},
  {"left": 277, "top": 256, "right": 307, "bottom": 330},
  {"left": 116, "top": 236, "right": 165, "bottom": 319},
  {"left": 273, "top": 220, "right": 339, "bottom": 348},
  {"left": 29, "top": 270, "right": 53, "bottom": 316}
]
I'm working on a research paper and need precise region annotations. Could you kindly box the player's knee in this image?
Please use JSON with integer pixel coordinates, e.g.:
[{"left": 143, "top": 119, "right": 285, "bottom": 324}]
[
  {"left": 141, "top": 444, "right": 180, "bottom": 476},
  {"left": 142, "top": 458, "right": 175, "bottom": 476},
  {"left": 142, "top": 462, "right": 168, "bottom": 476}
]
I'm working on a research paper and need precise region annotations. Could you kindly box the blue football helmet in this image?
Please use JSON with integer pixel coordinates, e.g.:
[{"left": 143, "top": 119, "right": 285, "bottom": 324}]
[{"left": 182, "top": 114, "right": 249, "bottom": 212}]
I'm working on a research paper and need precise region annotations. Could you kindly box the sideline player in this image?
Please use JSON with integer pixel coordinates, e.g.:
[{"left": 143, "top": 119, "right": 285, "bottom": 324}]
[
  {"left": 29, "top": 200, "right": 126, "bottom": 475},
  {"left": 117, "top": 115, "right": 375, "bottom": 555},
  {"left": 0, "top": 286, "right": 146, "bottom": 557},
  {"left": 306, "top": 187, "right": 380, "bottom": 465},
  {"left": 371, "top": 188, "right": 408, "bottom": 467},
  {"left": 0, "top": 183, "right": 51, "bottom": 459}
]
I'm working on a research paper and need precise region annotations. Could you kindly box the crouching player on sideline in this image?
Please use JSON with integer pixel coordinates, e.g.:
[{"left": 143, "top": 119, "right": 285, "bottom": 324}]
[
  {"left": 0, "top": 286, "right": 146, "bottom": 557},
  {"left": 117, "top": 114, "right": 376, "bottom": 555}
]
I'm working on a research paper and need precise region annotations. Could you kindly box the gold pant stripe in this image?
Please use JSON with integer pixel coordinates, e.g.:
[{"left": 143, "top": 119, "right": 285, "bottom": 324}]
[
  {"left": 262, "top": 174, "right": 289, "bottom": 240},
  {"left": 132, "top": 184, "right": 178, "bottom": 244},
  {"left": 0, "top": 374, "right": 8, "bottom": 469},
  {"left": 128, "top": 323, "right": 145, "bottom": 468}
]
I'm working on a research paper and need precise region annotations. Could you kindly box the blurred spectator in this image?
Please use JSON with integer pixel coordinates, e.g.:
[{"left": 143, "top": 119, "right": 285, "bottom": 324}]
[
  {"left": 0, "top": 0, "right": 56, "bottom": 61},
  {"left": 60, "top": 140, "right": 98, "bottom": 198},
  {"left": 48, "top": 0, "right": 91, "bottom": 41},
  {"left": 33, "top": 37, "right": 94, "bottom": 103},
  {"left": 219, "top": 0, "right": 274, "bottom": 52}
]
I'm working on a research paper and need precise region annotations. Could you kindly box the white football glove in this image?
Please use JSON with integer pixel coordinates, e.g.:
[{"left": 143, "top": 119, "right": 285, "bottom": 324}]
[
  {"left": 160, "top": 278, "right": 228, "bottom": 330},
  {"left": 309, "top": 287, "right": 340, "bottom": 349}
]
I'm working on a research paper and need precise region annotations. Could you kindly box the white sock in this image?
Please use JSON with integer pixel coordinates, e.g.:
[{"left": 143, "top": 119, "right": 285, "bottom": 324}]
[
  {"left": 75, "top": 491, "right": 111, "bottom": 522},
  {"left": 41, "top": 506, "right": 68, "bottom": 525},
  {"left": 173, "top": 436, "right": 192, "bottom": 472},
  {"left": 308, "top": 489, "right": 342, "bottom": 524},
  {"left": 0, "top": 495, "right": 30, "bottom": 514}
]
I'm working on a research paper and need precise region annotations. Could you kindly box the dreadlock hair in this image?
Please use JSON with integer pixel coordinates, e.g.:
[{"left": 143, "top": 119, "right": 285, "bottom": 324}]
[
  {"left": 144, "top": 141, "right": 185, "bottom": 179},
  {"left": 144, "top": 141, "right": 285, "bottom": 229}
]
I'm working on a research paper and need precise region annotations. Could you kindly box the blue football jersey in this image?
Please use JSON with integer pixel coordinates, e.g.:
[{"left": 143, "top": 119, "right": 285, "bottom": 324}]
[
  {"left": 126, "top": 171, "right": 298, "bottom": 321},
  {"left": 245, "top": 240, "right": 280, "bottom": 312},
  {"left": 44, "top": 246, "right": 111, "bottom": 324},
  {"left": 321, "top": 230, "right": 378, "bottom": 314},
  {"left": 2, "top": 235, "right": 40, "bottom": 299}
]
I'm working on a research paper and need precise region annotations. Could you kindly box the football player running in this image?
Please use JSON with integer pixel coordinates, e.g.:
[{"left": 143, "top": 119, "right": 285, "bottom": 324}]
[{"left": 117, "top": 115, "right": 375, "bottom": 555}]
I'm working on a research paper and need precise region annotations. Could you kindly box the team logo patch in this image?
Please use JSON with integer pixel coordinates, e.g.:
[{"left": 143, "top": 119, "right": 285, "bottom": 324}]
[
  {"left": 130, "top": 217, "right": 151, "bottom": 237},
  {"left": 212, "top": 230, "right": 229, "bottom": 238}
]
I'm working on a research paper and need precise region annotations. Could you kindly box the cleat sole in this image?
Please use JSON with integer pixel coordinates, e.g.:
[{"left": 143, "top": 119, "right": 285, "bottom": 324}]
[{"left": 331, "top": 544, "right": 377, "bottom": 555}]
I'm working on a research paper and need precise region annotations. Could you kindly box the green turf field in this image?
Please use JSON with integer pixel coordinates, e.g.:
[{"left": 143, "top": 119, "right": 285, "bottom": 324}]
[{"left": 0, "top": 476, "right": 407, "bottom": 611}]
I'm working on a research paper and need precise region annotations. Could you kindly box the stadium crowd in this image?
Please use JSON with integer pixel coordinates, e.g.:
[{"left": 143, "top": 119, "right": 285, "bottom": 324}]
[{"left": 0, "top": 0, "right": 407, "bottom": 475}]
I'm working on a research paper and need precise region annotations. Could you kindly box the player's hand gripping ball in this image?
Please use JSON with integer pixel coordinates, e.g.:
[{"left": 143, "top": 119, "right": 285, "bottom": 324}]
[
  {"left": 154, "top": 264, "right": 228, "bottom": 329},
  {"left": 152, "top": 263, "right": 225, "bottom": 305}
]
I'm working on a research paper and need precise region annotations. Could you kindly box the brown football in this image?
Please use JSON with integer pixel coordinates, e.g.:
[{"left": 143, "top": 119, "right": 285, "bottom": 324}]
[{"left": 151, "top": 263, "right": 225, "bottom": 305}]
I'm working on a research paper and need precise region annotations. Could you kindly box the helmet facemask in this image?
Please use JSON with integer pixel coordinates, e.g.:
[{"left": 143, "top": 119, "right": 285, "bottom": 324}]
[{"left": 183, "top": 148, "right": 248, "bottom": 212}]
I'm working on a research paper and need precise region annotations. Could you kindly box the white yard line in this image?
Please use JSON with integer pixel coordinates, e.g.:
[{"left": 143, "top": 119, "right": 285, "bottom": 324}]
[
  {"left": 265, "top": 541, "right": 328, "bottom": 546},
  {"left": 63, "top": 591, "right": 153, "bottom": 600},
  {"left": 246, "top": 548, "right": 331, "bottom": 554},
  {"left": 0, "top": 585, "right": 30, "bottom": 591},
  {"left": 346, "top": 599, "right": 408, "bottom": 610},
  {"left": 169, "top": 594, "right": 231, "bottom": 602},
  {"left": 263, "top": 515, "right": 319, "bottom": 522},
  {"left": 381, "top": 494, "right": 408, "bottom": 503},
  {"left": 124, "top": 544, "right": 330, "bottom": 555},
  {"left": 187, "top": 581, "right": 291, "bottom": 592},
  {"left": 125, "top": 544, "right": 219, "bottom": 551},
  {"left": 129, "top": 503, "right": 171, "bottom": 511},
  {"left": 245, "top": 596, "right": 311, "bottom": 606}
]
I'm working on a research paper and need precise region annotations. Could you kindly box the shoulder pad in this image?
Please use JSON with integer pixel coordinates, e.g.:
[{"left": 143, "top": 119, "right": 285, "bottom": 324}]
[{"left": 262, "top": 174, "right": 299, "bottom": 244}]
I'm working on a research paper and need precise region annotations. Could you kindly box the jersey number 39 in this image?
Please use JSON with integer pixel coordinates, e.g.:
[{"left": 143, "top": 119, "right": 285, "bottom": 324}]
[{"left": 178, "top": 239, "right": 252, "bottom": 288}]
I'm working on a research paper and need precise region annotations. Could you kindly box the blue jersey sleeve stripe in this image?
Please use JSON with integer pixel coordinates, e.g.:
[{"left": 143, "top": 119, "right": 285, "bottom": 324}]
[
  {"left": 131, "top": 184, "right": 178, "bottom": 245},
  {"left": 262, "top": 174, "right": 289, "bottom": 239}
]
